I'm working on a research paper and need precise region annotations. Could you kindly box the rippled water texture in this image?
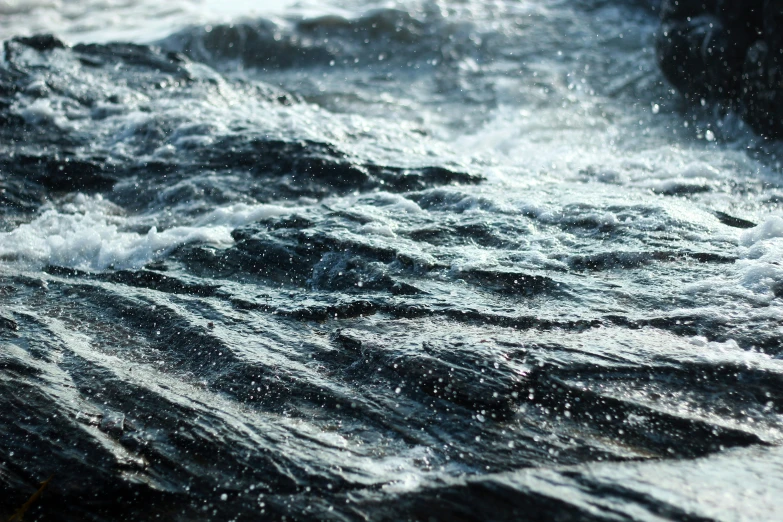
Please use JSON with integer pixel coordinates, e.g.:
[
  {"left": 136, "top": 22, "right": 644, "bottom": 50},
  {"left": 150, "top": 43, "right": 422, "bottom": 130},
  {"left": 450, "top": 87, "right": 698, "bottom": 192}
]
[{"left": 2, "top": 0, "right": 783, "bottom": 520}]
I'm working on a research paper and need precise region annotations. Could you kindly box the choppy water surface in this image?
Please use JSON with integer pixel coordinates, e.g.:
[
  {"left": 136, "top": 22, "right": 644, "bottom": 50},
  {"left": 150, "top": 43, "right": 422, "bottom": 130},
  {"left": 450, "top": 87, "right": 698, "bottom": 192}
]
[{"left": 2, "top": 0, "right": 783, "bottom": 520}]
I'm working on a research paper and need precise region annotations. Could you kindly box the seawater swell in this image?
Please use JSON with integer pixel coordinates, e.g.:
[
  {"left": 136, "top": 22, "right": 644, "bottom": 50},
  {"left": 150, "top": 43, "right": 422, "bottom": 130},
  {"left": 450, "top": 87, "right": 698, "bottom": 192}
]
[{"left": 1, "top": 3, "right": 783, "bottom": 521}]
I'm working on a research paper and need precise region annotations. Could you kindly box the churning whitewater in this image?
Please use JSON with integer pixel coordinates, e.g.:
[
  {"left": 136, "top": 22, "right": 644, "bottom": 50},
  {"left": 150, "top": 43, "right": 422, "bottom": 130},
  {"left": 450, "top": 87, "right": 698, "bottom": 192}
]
[{"left": 1, "top": 0, "right": 783, "bottom": 520}]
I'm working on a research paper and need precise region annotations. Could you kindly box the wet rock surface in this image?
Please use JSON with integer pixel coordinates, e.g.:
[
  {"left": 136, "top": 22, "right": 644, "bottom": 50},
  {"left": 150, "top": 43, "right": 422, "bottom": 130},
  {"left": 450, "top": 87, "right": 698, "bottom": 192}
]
[{"left": 656, "top": 0, "right": 783, "bottom": 137}]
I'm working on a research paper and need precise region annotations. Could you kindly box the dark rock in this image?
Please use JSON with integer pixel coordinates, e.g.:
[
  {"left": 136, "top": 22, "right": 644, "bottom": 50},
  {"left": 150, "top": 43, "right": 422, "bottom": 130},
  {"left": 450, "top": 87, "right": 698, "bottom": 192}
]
[
  {"left": 100, "top": 270, "right": 221, "bottom": 297},
  {"left": 99, "top": 412, "right": 126, "bottom": 437},
  {"left": 458, "top": 269, "right": 559, "bottom": 296},
  {"left": 656, "top": 0, "right": 783, "bottom": 137},
  {"left": 0, "top": 38, "right": 477, "bottom": 216},
  {"left": 10, "top": 34, "right": 66, "bottom": 52},
  {"left": 0, "top": 312, "right": 17, "bottom": 331},
  {"left": 713, "top": 211, "right": 757, "bottom": 229}
]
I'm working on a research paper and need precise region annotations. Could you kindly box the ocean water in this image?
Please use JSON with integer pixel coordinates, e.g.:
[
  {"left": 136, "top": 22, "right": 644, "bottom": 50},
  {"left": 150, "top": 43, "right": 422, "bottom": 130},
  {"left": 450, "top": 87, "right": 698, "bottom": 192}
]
[{"left": 1, "top": 0, "right": 783, "bottom": 520}]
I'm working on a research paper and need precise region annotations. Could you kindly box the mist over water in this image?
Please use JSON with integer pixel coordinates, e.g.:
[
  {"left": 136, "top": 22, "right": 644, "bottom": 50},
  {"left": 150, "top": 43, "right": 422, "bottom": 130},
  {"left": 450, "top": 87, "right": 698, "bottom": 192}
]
[{"left": 1, "top": 1, "right": 783, "bottom": 520}]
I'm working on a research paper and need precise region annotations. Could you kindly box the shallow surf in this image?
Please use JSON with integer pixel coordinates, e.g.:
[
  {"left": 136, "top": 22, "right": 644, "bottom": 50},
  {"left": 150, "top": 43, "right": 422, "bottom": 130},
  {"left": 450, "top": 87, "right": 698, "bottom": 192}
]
[{"left": 1, "top": 1, "right": 782, "bottom": 520}]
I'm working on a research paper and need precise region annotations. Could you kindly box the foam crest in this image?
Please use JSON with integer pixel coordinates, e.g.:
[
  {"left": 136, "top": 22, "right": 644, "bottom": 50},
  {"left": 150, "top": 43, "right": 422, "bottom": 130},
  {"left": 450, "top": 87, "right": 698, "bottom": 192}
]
[
  {"left": 721, "top": 215, "right": 783, "bottom": 297},
  {"left": 741, "top": 216, "right": 783, "bottom": 247},
  {"left": 0, "top": 195, "right": 297, "bottom": 271}
]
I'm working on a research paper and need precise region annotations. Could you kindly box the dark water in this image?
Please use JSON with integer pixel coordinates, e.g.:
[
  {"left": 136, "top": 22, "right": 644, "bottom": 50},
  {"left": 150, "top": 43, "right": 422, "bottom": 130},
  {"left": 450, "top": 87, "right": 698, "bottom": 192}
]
[{"left": 1, "top": 1, "right": 783, "bottom": 520}]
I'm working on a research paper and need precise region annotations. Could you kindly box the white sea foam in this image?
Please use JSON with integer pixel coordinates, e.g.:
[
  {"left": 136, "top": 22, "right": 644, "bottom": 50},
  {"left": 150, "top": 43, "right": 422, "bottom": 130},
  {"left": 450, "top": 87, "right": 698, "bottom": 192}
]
[
  {"left": 368, "top": 193, "right": 423, "bottom": 214},
  {"left": 686, "top": 215, "right": 783, "bottom": 300},
  {"left": 358, "top": 223, "right": 397, "bottom": 237},
  {"left": 0, "top": 0, "right": 342, "bottom": 43},
  {"left": 0, "top": 0, "right": 60, "bottom": 16},
  {"left": 730, "top": 215, "right": 783, "bottom": 295},
  {"left": 0, "top": 195, "right": 297, "bottom": 271},
  {"left": 740, "top": 216, "right": 783, "bottom": 246},
  {"left": 196, "top": 202, "right": 293, "bottom": 229},
  {"left": 681, "top": 163, "right": 722, "bottom": 180}
]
